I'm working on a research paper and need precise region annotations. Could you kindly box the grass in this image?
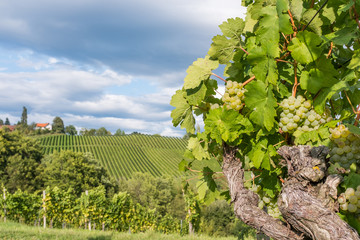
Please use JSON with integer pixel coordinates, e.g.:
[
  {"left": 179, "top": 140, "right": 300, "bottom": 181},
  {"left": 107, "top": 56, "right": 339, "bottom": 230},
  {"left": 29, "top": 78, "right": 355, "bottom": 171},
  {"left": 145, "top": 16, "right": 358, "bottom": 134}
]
[{"left": 0, "top": 221, "right": 239, "bottom": 240}]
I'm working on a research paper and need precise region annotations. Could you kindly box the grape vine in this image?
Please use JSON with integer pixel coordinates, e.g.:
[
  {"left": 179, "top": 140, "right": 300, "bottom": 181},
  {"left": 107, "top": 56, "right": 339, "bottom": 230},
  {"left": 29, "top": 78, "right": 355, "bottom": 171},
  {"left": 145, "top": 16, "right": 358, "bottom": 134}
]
[{"left": 171, "top": 0, "right": 360, "bottom": 237}]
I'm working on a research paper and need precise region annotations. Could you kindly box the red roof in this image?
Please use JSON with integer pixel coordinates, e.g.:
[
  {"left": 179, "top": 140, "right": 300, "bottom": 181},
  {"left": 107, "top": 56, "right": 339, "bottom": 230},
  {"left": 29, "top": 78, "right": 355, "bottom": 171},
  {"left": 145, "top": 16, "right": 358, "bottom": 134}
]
[
  {"left": 1, "top": 125, "right": 16, "bottom": 131},
  {"left": 36, "top": 123, "right": 49, "bottom": 127}
]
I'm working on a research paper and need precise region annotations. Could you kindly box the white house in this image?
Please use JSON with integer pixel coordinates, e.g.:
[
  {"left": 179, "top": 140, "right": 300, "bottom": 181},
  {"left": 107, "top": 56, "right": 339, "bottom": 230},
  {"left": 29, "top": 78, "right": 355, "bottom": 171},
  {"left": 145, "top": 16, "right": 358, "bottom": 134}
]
[{"left": 35, "top": 123, "right": 52, "bottom": 131}]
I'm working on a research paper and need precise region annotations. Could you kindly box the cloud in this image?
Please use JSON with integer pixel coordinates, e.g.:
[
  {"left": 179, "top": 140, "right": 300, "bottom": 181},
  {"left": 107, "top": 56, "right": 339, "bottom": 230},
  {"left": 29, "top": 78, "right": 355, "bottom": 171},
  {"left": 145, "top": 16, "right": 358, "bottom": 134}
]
[{"left": 0, "top": 0, "right": 245, "bottom": 76}]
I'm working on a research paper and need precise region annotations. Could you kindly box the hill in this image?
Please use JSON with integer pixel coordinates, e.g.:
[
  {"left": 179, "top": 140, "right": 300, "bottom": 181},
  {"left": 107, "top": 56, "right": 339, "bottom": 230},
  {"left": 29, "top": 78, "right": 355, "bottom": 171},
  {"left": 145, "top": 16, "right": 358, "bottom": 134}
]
[{"left": 38, "top": 134, "right": 188, "bottom": 179}]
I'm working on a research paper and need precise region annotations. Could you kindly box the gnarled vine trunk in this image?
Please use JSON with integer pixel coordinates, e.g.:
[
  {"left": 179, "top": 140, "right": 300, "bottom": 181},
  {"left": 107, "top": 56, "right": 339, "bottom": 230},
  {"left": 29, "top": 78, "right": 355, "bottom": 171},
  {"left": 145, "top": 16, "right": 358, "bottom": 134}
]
[{"left": 222, "top": 144, "right": 360, "bottom": 240}]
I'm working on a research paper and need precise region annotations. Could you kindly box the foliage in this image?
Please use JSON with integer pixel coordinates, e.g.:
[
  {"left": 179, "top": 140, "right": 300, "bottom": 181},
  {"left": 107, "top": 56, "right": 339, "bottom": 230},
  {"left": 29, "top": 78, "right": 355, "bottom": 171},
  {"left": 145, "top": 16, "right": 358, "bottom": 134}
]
[
  {"left": 4, "top": 118, "right": 10, "bottom": 125},
  {"left": 39, "top": 150, "right": 118, "bottom": 196},
  {"left": 65, "top": 125, "right": 77, "bottom": 136},
  {"left": 118, "top": 172, "right": 186, "bottom": 219},
  {"left": 114, "top": 128, "right": 126, "bottom": 136},
  {"left": 52, "top": 117, "right": 65, "bottom": 133},
  {"left": 0, "top": 187, "right": 184, "bottom": 235},
  {"left": 0, "top": 130, "right": 43, "bottom": 192},
  {"left": 95, "top": 127, "right": 111, "bottom": 136},
  {"left": 170, "top": 0, "right": 360, "bottom": 234},
  {"left": 21, "top": 106, "right": 28, "bottom": 127}
]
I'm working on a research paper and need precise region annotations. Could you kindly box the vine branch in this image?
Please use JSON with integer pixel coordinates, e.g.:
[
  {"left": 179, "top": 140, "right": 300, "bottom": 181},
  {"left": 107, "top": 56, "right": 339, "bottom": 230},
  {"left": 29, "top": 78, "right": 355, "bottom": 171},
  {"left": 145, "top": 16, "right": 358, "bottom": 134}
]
[
  {"left": 243, "top": 76, "right": 255, "bottom": 86},
  {"left": 211, "top": 73, "right": 227, "bottom": 83},
  {"left": 292, "top": 61, "right": 298, "bottom": 97}
]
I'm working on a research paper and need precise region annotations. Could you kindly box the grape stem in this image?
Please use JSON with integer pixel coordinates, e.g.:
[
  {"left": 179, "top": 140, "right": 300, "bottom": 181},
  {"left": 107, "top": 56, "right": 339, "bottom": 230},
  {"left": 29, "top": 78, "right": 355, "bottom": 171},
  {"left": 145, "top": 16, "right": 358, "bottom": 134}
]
[
  {"left": 239, "top": 46, "right": 249, "bottom": 55},
  {"left": 327, "top": 42, "right": 333, "bottom": 58},
  {"left": 344, "top": 91, "right": 357, "bottom": 115},
  {"left": 215, "top": 88, "right": 223, "bottom": 97},
  {"left": 352, "top": 5, "right": 360, "bottom": 30},
  {"left": 211, "top": 73, "right": 227, "bottom": 83},
  {"left": 310, "top": 0, "right": 315, "bottom": 8},
  {"left": 288, "top": 10, "right": 297, "bottom": 34},
  {"left": 292, "top": 61, "right": 298, "bottom": 97},
  {"left": 355, "top": 105, "right": 360, "bottom": 126},
  {"left": 243, "top": 76, "right": 255, "bottom": 86}
]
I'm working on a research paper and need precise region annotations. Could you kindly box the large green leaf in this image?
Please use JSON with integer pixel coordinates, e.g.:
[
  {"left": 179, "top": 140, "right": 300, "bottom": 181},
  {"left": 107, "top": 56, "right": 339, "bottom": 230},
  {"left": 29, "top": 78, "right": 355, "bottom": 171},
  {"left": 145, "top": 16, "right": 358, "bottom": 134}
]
[
  {"left": 208, "top": 35, "right": 239, "bottom": 64},
  {"left": 187, "top": 136, "right": 210, "bottom": 161},
  {"left": 300, "top": 57, "right": 339, "bottom": 94},
  {"left": 244, "top": 81, "right": 278, "bottom": 131},
  {"left": 170, "top": 90, "right": 195, "bottom": 134},
  {"left": 247, "top": 45, "right": 278, "bottom": 85},
  {"left": 184, "top": 56, "right": 219, "bottom": 90},
  {"left": 204, "top": 108, "right": 254, "bottom": 144},
  {"left": 288, "top": 31, "right": 323, "bottom": 64}
]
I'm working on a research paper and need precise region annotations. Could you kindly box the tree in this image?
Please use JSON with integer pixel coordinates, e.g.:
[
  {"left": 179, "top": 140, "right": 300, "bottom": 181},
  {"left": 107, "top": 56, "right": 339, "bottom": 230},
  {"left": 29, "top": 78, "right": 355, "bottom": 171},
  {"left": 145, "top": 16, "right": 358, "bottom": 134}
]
[
  {"left": 0, "top": 130, "right": 43, "bottom": 192},
  {"left": 95, "top": 127, "right": 111, "bottom": 136},
  {"left": 65, "top": 125, "right": 77, "bottom": 135},
  {"left": 0, "top": 119, "right": 3, "bottom": 125},
  {"left": 52, "top": 116, "right": 64, "bottom": 133},
  {"left": 39, "top": 150, "right": 118, "bottom": 196},
  {"left": 171, "top": 1, "right": 360, "bottom": 239},
  {"left": 114, "top": 129, "right": 126, "bottom": 136},
  {"left": 4, "top": 118, "right": 10, "bottom": 125},
  {"left": 21, "top": 106, "right": 27, "bottom": 126},
  {"left": 80, "top": 128, "right": 96, "bottom": 136}
]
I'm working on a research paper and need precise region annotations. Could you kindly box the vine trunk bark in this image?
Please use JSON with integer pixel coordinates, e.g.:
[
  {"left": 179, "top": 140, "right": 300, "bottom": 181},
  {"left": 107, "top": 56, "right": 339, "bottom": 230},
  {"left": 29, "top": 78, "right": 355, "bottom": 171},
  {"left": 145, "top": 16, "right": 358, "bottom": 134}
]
[{"left": 222, "top": 143, "right": 360, "bottom": 240}]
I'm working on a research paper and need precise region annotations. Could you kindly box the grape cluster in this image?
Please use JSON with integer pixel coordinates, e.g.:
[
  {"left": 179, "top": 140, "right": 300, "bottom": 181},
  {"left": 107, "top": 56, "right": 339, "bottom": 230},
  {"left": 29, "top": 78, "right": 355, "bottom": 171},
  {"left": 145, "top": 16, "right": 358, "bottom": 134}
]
[
  {"left": 329, "top": 125, "right": 360, "bottom": 169},
  {"left": 279, "top": 95, "right": 332, "bottom": 133},
  {"left": 338, "top": 186, "right": 360, "bottom": 213},
  {"left": 250, "top": 184, "right": 281, "bottom": 219},
  {"left": 210, "top": 103, "right": 220, "bottom": 110},
  {"left": 222, "top": 80, "right": 246, "bottom": 111}
]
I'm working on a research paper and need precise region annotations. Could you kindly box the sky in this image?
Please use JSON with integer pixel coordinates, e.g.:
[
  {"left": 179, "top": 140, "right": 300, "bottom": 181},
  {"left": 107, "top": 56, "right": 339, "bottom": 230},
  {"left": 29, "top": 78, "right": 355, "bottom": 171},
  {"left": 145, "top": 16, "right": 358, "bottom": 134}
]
[{"left": 0, "top": 0, "right": 246, "bottom": 137}]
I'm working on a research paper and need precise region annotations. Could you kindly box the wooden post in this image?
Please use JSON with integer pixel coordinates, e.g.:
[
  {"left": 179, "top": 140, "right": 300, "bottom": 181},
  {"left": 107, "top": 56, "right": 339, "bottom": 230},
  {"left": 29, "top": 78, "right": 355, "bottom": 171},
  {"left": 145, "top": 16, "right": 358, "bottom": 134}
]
[
  {"left": 3, "top": 188, "right": 6, "bottom": 223},
  {"left": 85, "top": 190, "right": 91, "bottom": 231},
  {"left": 43, "top": 190, "right": 46, "bottom": 228}
]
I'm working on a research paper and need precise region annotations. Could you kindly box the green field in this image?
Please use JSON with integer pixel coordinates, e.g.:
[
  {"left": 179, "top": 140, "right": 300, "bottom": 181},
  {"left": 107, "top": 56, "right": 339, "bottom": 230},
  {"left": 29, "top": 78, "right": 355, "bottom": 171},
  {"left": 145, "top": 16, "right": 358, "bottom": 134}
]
[
  {"left": 38, "top": 135, "right": 189, "bottom": 179},
  {"left": 0, "top": 221, "right": 241, "bottom": 240}
]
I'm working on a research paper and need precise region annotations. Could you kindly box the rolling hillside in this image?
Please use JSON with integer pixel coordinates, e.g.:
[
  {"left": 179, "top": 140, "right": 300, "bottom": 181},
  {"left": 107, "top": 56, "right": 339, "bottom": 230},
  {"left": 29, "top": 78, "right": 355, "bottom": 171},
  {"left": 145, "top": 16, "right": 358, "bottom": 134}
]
[{"left": 38, "top": 134, "right": 188, "bottom": 179}]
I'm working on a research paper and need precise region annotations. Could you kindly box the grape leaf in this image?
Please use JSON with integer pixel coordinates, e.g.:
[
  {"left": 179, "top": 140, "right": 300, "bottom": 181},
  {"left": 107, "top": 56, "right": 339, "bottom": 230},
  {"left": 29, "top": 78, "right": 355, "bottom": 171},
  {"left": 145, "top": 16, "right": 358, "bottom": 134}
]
[
  {"left": 277, "top": 0, "right": 293, "bottom": 35},
  {"left": 219, "top": 17, "right": 245, "bottom": 39},
  {"left": 247, "top": 45, "right": 279, "bottom": 85},
  {"left": 343, "top": 173, "right": 360, "bottom": 189},
  {"left": 170, "top": 90, "right": 195, "bottom": 134},
  {"left": 348, "top": 48, "right": 360, "bottom": 69},
  {"left": 185, "top": 81, "right": 208, "bottom": 106},
  {"left": 300, "top": 57, "right": 339, "bottom": 94},
  {"left": 289, "top": 0, "right": 303, "bottom": 21},
  {"left": 313, "top": 80, "right": 349, "bottom": 114},
  {"left": 204, "top": 108, "right": 254, "bottom": 144},
  {"left": 244, "top": 81, "right": 278, "bottom": 131},
  {"left": 288, "top": 31, "right": 323, "bottom": 64},
  {"left": 179, "top": 159, "right": 189, "bottom": 172},
  {"left": 293, "top": 127, "right": 331, "bottom": 146},
  {"left": 302, "top": 9, "right": 323, "bottom": 35},
  {"left": 184, "top": 56, "right": 219, "bottom": 90},
  {"left": 208, "top": 35, "right": 239, "bottom": 64},
  {"left": 187, "top": 136, "right": 210, "bottom": 161},
  {"left": 344, "top": 124, "right": 360, "bottom": 135},
  {"left": 256, "top": 6, "right": 280, "bottom": 47}
]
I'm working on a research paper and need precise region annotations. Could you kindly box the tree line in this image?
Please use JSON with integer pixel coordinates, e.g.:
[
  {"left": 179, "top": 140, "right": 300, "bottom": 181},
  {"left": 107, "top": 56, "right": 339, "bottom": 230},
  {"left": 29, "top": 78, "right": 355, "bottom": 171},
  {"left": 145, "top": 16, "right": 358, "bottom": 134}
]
[{"left": 0, "top": 106, "right": 128, "bottom": 136}]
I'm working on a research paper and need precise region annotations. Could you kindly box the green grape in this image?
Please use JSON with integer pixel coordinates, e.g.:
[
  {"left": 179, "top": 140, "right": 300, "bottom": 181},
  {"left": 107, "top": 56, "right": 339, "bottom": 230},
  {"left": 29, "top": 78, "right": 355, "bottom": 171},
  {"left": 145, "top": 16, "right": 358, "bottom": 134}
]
[
  {"left": 345, "top": 188, "right": 355, "bottom": 198},
  {"left": 349, "top": 195, "right": 358, "bottom": 204},
  {"left": 222, "top": 80, "right": 246, "bottom": 111},
  {"left": 279, "top": 95, "right": 332, "bottom": 133},
  {"left": 348, "top": 204, "right": 358, "bottom": 213},
  {"left": 329, "top": 125, "right": 360, "bottom": 169}
]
